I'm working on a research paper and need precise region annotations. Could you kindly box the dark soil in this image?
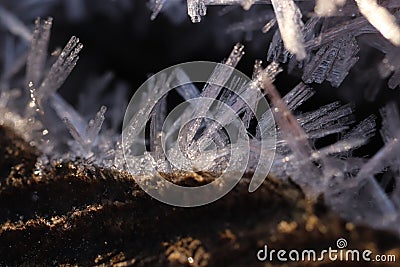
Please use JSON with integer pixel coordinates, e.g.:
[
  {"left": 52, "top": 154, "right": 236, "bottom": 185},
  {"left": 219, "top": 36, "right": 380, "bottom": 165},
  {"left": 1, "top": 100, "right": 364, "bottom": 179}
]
[{"left": 0, "top": 125, "right": 399, "bottom": 266}]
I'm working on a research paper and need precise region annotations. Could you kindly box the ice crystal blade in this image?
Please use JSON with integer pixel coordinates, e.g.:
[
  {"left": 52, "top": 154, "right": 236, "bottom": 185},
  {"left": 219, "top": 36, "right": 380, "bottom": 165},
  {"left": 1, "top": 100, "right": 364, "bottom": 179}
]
[
  {"left": 149, "top": 0, "right": 167, "bottom": 20},
  {"left": 305, "top": 17, "right": 372, "bottom": 50},
  {"left": 303, "top": 34, "right": 359, "bottom": 87},
  {"left": 270, "top": 0, "right": 306, "bottom": 60},
  {"left": 282, "top": 82, "right": 314, "bottom": 111},
  {"left": 300, "top": 103, "right": 354, "bottom": 137},
  {"left": 344, "top": 115, "right": 376, "bottom": 141},
  {"left": 355, "top": 0, "right": 400, "bottom": 46},
  {"left": 315, "top": 138, "right": 368, "bottom": 158},
  {"left": 26, "top": 17, "right": 53, "bottom": 88},
  {"left": 62, "top": 116, "right": 86, "bottom": 149},
  {"left": 36, "top": 36, "right": 83, "bottom": 102},
  {"left": 85, "top": 105, "right": 107, "bottom": 147},
  {"left": 180, "top": 43, "right": 244, "bottom": 155}
]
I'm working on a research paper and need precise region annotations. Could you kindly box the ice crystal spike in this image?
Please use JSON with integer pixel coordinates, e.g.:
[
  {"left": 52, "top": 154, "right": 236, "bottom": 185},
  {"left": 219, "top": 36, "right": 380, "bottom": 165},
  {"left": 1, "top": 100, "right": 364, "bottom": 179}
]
[
  {"left": 36, "top": 36, "right": 83, "bottom": 102},
  {"left": 270, "top": 0, "right": 306, "bottom": 61},
  {"left": 26, "top": 17, "right": 53, "bottom": 89},
  {"left": 150, "top": 95, "right": 168, "bottom": 168},
  {"left": 282, "top": 82, "right": 314, "bottom": 111},
  {"left": 0, "top": 5, "right": 32, "bottom": 42},
  {"left": 187, "top": 0, "right": 206, "bottom": 23},
  {"left": 62, "top": 104, "right": 107, "bottom": 155},
  {"left": 149, "top": 0, "right": 167, "bottom": 20},
  {"left": 224, "top": 43, "right": 245, "bottom": 67},
  {"left": 180, "top": 44, "right": 244, "bottom": 155},
  {"left": 303, "top": 34, "right": 359, "bottom": 87},
  {"left": 261, "top": 17, "right": 276, "bottom": 34},
  {"left": 85, "top": 106, "right": 107, "bottom": 147},
  {"left": 355, "top": 0, "right": 400, "bottom": 46}
]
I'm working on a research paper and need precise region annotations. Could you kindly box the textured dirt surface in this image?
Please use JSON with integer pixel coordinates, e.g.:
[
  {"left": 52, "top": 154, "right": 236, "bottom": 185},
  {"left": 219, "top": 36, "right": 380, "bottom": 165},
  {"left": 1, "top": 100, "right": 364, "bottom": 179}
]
[{"left": 0, "top": 125, "right": 399, "bottom": 266}]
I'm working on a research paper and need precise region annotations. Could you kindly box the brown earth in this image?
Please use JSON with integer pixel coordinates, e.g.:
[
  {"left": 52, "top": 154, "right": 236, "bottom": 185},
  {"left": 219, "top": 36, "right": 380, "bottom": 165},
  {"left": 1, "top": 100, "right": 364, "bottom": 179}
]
[{"left": 0, "top": 125, "right": 399, "bottom": 266}]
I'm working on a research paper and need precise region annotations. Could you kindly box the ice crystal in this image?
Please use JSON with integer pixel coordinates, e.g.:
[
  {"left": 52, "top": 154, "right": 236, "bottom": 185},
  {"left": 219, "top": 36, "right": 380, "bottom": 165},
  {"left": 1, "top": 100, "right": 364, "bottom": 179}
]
[
  {"left": 270, "top": 0, "right": 306, "bottom": 60},
  {"left": 0, "top": 15, "right": 125, "bottom": 167},
  {"left": 303, "top": 34, "right": 359, "bottom": 87},
  {"left": 146, "top": 0, "right": 400, "bottom": 89},
  {"left": 0, "top": 0, "right": 400, "bottom": 238}
]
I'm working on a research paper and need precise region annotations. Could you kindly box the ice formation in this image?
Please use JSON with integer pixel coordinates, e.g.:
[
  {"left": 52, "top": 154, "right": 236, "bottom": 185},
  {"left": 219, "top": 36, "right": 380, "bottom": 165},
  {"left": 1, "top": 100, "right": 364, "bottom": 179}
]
[
  {"left": 150, "top": 0, "right": 400, "bottom": 90},
  {"left": 0, "top": 1, "right": 400, "bottom": 235}
]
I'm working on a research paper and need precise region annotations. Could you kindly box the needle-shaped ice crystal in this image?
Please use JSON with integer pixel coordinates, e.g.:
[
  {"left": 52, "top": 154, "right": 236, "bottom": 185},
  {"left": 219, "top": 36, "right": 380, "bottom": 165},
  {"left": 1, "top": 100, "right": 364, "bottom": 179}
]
[
  {"left": 26, "top": 17, "right": 53, "bottom": 89},
  {"left": 355, "top": 0, "right": 400, "bottom": 46},
  {"left": 270, "top": 0, "right": 306, "bottom": 60},
  {"left": 36, "top": 36, "right": 83, "bottom": 102}
]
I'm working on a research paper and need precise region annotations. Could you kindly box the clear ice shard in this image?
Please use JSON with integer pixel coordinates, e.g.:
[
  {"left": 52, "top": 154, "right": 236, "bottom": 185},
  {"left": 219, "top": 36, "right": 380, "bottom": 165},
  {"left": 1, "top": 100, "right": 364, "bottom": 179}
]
[
  {"left": 36, "top": 36, "right": 83, "bottom": 102},
  {"left": 26, "top": 17, "right": 53, "bottom": 89},
  {"left": 270, "top": 0, "right": 306, "bottom": 61}
]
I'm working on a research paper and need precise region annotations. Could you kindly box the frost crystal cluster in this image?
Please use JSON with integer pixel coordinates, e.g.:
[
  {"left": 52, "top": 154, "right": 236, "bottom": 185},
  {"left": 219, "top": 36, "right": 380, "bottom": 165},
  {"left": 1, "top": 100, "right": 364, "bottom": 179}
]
[
  {"left": 0, "top": 1, "right": 400, "bottom": 236},
  {"left": 151, "top": 0, "right": 400, "bottom": 90}
]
